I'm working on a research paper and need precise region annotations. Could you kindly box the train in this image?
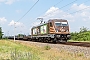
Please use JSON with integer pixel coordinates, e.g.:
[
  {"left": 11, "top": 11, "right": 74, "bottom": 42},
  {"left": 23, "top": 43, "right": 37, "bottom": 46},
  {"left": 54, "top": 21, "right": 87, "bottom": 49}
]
[{"left": 8, "top": 19, "right": 71, "bottom": 43}]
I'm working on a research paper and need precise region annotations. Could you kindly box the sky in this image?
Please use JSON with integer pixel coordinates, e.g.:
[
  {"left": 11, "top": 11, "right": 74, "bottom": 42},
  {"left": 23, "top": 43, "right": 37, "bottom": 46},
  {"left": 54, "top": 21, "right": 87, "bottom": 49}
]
[{"left": 0, "top": 0, "right": 90, "bottom": 36}]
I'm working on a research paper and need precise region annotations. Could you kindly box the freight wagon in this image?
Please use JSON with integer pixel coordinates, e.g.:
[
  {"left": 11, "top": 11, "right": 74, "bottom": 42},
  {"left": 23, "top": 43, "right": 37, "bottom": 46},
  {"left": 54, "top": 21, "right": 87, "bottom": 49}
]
[{"left": 31, "top": 19, "right": 71, "bottom": 43}]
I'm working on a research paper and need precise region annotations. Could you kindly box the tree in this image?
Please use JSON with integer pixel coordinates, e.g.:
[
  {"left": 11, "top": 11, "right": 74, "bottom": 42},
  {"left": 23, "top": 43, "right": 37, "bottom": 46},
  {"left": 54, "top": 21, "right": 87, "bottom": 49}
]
[
  {"left": 18, "top": 34, "right": 24, "bottom": 37},
  {"left": 71, "top": 26, "right": 90, "bottom": 41},
  {"left": 0, "top": 27, "right": 3, "bottom": 39},
  {"left": 80, "top": 26, "right": 88, "bottom": 33}
]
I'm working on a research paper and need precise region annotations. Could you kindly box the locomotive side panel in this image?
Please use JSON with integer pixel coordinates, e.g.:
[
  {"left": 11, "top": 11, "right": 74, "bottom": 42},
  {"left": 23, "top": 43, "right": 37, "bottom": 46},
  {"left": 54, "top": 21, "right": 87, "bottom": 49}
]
[
  {"left": 32, "top": 27, "right": 38, "bottom": 36},
  {"left": 40, "top": 24, "right": 48, "bottom": 34},
  {"left": 31, "top": 23, "right": 49, "bottom": 36}
]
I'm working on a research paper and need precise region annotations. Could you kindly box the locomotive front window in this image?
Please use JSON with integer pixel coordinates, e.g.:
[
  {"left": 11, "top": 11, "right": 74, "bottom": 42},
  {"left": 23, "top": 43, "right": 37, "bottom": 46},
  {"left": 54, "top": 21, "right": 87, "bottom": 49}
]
[
  {"left": 55, "top": 22, "right": 68, "bottom": 26},
  {"left": 55, "top": 22, "right": 61, "bottom": 26},
  {"left": 61, "top": 22, "right": 68, "bottom": 26}
]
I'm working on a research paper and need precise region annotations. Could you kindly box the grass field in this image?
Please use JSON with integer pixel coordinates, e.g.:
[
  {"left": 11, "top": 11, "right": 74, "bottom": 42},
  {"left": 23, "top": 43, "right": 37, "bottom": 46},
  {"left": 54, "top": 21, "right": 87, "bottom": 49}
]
[{"left": 0, "top": 39, "right": 90, "bottom": 60}]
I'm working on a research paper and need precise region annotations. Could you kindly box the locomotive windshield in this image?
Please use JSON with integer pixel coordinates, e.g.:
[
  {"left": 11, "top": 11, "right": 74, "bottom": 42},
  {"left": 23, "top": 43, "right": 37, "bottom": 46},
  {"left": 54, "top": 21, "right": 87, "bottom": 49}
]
[
  {"left": 55, "top": 22, "right": 68, "bottom": 26},
  {"left": 55, "top": 22, "right": 61, "bottom": 26},
  {"left": 61, "top": 22, "right": 68, "bottom": 26}
]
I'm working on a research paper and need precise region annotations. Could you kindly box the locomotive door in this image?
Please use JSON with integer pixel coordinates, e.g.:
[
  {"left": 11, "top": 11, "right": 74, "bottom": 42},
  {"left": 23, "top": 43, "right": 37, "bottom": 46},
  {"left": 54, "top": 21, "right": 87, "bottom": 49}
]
[{"left": 49, "top": 22, "right": 55, "bottom": 33}]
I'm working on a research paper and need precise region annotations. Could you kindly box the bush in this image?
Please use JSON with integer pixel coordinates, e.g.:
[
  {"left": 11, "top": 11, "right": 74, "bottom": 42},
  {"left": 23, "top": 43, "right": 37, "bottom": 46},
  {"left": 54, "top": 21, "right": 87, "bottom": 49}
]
[
  {"left": 71, "top": 31, "right": 90, "bottom": 41},
  {"left": 71, "top": 27, "right": 90, "bottom": 41},
  {"left": 44, "top": 45, "right": 51, "bottom": 50}
]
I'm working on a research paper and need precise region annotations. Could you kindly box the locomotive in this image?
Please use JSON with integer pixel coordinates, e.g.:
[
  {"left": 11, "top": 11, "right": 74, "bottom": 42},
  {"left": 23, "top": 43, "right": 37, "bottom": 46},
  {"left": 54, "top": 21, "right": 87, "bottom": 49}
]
[{"left": 31, "top": 19, "right": 71, "bottom": 43}]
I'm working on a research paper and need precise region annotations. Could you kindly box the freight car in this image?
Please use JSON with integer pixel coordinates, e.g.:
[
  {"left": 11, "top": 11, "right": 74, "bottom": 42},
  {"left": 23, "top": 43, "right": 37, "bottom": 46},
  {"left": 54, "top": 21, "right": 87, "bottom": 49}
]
[
  {"left": 31, "top": 19, "right": 71, "bottom": 43},
  {"left": 8, "top": 35, "right": 31, "bottom": 41}
]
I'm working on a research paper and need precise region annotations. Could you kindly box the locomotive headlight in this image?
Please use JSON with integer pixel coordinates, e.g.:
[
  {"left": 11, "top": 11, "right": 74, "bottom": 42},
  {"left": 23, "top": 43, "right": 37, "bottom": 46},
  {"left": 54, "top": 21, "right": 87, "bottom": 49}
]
[
  {"left": 61, "top": 29, "right": 65, "bottom": 32},
  {"left": 56, "top": 35, "right": 60, "bottom": 38}
]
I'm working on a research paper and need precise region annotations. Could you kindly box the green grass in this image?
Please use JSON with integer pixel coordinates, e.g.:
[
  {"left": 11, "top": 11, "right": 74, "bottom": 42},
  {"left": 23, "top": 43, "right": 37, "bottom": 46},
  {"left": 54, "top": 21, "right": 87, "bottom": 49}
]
[
  {"left": 0, "top": 39, "right": 40, "bottom": 60},
  {"left": 0, "top": 39, "right": 90, "bottom": 60}
]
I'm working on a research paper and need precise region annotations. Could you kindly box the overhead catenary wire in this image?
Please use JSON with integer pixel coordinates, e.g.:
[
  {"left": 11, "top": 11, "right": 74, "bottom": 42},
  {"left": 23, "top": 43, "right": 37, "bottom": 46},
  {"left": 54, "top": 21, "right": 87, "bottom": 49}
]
[
  {"left": 59, "top": 0, "right": 77, "bottom": 9},
  {"left": 41, "top": 0, "right": 90, "bottom": 19},
  {"left": 45, "top": 7, "right": 90, "bottom": 23},
  {"left": 32, "top": 5, "right": 90, "bottom": 31},
  {"left": 12, "top": 0, "right": 39, "bottom": 34},
  {"left": 8, "top": 0, "right": 39, "bottom": 32},
  {"left": 28, "top": 0, "right": 78, "bottom": 27},
  {"left": 27, "top": 0, "right": 64, "bottom": 26},
  {"left": 17, "top": 0, "right": 39, "bottom": 22},
  {"left": 42, "top": 0, "right": 77, "bottom": 17},
  {"left": 54, "top": 0, "right": 64, "bottom": 7},
  {"left": 65, "top": 0, "right": 90, "bottom": 12},
  {"left": 14, "top": 0, "right": 39, "bottom": 40},
  {"left": 69, "top": 6, "right": 90, "bottom": 15},
  {"left": 57, "top": 0, "right": 90, "bottom": 17},
  {"left": 37, "top": 0, "right": 64, "bottom": 18}
]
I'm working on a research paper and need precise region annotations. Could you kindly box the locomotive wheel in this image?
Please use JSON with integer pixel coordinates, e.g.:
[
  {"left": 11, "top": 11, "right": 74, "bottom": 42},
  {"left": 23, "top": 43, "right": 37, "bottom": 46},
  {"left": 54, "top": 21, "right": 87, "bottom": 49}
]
[
  {"left": 58, "top": 39, "right": 67, "bottom": 43},
  {"left": 41, "top": 38, "right": 44, "bottom": 42},
  {"left": 52, "top": 38, "right": 57, "bottom": 43},
  {"left": 43, "top": 38, "right": 47, "bottom": 43},
  {"left": 47, "top": 37, "right": 51, "bottom": 43},
  {"left": 32, "top": 37, "right": 37, "bottom": 42},
  {"left": 38, "top": 38, "right": 42, "bottom": 42}
]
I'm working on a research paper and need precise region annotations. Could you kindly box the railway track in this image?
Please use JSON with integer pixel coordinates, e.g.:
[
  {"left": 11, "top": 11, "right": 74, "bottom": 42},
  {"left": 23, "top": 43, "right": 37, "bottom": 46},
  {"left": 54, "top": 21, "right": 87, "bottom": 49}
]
[
  {"left": 12, "top": 39, "right": 90, "bottom": 47},
  {"left": 59, "top": 42, "right": 90, "bottom": 47}
]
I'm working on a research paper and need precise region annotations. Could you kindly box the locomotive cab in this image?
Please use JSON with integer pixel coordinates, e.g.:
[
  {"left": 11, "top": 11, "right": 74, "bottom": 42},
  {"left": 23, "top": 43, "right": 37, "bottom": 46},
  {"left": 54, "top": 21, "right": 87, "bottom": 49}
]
[{"left": 48, "top": 19, "right": 71, "bottom": 42}]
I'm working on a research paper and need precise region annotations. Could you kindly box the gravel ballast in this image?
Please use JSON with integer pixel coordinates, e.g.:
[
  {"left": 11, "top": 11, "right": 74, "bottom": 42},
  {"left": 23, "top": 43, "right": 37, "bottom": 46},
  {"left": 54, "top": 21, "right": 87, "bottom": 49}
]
[{"left": 16, "top": 40, "right": 90, "bottom": 58}]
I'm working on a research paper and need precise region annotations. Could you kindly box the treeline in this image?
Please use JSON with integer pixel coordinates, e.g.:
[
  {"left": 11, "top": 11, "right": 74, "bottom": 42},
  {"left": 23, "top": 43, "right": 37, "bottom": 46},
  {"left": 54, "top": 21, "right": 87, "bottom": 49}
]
[
  {"left": 0, "top": 27, "right": 3, "bottom": 39},
  {"left": 71, "top": 26, "right": 90, "bottom": 41}
]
